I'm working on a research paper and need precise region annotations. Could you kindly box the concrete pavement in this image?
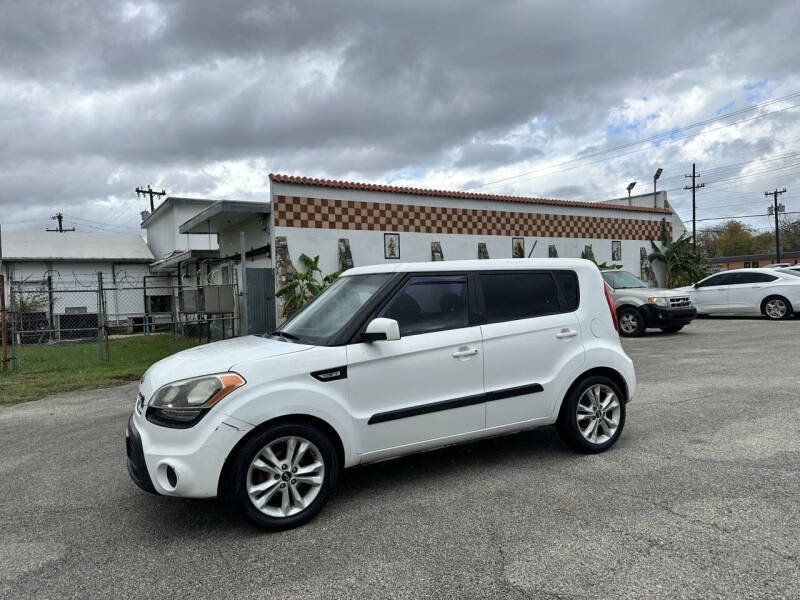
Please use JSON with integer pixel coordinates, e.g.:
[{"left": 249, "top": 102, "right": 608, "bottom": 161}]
[{"left": 1, "top": 318, "right": 799, "bottom": 599}]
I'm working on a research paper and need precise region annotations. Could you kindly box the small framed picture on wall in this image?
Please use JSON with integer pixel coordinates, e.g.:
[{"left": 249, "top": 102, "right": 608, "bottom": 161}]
[
  {"left": 611, "top": 240, "right": 622, "bottom": 262},
  {"left": 384, "top": 232, "right": 400, "bottom": 259},
  {"left": 512, "top": 237, "right": 525, "bottom": 258}
]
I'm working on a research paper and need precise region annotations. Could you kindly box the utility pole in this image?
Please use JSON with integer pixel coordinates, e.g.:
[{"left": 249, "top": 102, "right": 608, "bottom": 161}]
[
  {"left": 765, "top": 188, "right": 787, "bottom": 263},
  {"left": 46, "top": 212, "right": 75, "bottom": 233},
  {"left": 136, "top": 185, "right": 166, "bottom": 211},
  {"left": 684, "top": 163, "right": 704, "bottom": 251}
]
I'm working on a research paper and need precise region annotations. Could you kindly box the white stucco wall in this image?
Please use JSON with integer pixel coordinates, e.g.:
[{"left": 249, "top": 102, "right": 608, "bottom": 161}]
[
  {"left": 275, "top": 226, "right": 658, "bottom": 281},
  {"left": 144, "top": 203, "right": 218, "bottom": 259},
  {"left": 270, "top": 181, "right": 682, "bottom": 287}
]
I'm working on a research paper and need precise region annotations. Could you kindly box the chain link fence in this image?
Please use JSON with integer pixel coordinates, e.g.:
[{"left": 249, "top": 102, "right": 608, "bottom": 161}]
[{"left": 3, "top": 272, "right": 241, "bottom": 373}]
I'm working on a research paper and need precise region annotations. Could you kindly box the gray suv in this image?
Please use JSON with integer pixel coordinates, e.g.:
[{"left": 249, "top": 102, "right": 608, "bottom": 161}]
[{"left": 601, "top": 270, "right": 697, "bottom": 337}]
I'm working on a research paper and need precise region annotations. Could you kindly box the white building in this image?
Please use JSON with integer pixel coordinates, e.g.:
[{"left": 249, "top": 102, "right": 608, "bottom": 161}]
[
  {"left": 156, "top": 175, "right": 684, "bottom": 334},
  {"left": 268, "top": 174, "right": 682, "bottom": 292},
  {"left": 0, "top": 231, "right": 154, "bottom": 337},
  {"left": 141, "top": 196, "right": 219, "bottom": 287}
]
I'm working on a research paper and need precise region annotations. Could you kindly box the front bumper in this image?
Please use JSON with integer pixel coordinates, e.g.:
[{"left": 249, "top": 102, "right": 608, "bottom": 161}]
[
  {"left": 126, "top": 415, "right": 156, "bottom": 494},
  {"left": 125, "top": 408, "right": 253, "bottom": 498},
  {"left": 641, "top": 305, "right": 697, "bottom": 328}
]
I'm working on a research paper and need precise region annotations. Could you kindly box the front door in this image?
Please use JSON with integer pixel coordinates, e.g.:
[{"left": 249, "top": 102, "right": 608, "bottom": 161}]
[
  {"left": 692, "top": 273, "right": 735, "bottom": 313},
  {"left": 478, "top": 271, "right": 585, "bottom": 428},
  {"left": 347, "top": 275, "right": 484, "bottom": 456}
]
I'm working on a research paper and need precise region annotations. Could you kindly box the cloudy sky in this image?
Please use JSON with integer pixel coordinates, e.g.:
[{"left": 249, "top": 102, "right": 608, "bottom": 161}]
[{"left": 2, "top": 0, "right": 799, "bottom": 237}]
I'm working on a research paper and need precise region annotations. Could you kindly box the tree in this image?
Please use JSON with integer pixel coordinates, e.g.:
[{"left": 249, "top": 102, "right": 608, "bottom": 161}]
[
  {"left": 649, "top": 222, "right": 707, "bottom": 287},
  {"left": 779, "top": 216, "right": 800, "bottom": 252},
  {"left": 715, "top": 220, "right": 757, "bottom": 256},
  {"left": 275, "top": 254, "right": 340, "bottom": 318}
]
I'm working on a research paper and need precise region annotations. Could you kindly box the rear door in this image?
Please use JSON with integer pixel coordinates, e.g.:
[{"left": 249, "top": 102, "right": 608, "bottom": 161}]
[
  {"left": 346, "top": 274, "right": 485, "bottom": 456},
  {"left": 727, "top": 272, "right": 777, "bottom": 313},
  {"left": 479, "top": 270, "right": 585, "bottom": 429},
  {"left": 692, "top": 273, "right": 735, "bottom": 313}
]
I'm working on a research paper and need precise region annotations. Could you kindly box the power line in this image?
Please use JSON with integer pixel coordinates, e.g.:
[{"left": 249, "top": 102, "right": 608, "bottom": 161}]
[
  {"left": 682, "top": 211, "right": 800, "bottom": 223},
  {"left": 468, "top": 93, "right": 800, "bottom": 191}
]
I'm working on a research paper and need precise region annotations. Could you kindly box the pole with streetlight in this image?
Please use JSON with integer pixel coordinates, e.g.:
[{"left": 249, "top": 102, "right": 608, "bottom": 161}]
[
  {"left": 626, "top": 181, "right": 636, "bottom": 204},
  {"left": 653, "top": 168, "right": 663, "bottom": 208}
]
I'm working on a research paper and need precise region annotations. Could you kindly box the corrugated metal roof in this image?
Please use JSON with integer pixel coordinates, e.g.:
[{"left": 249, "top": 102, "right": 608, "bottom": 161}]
[
  {"left": 1, "top": 232, "right": 154, "bottom": 262},
  {"left": 269, "top": 173, "right": 674, "bottom": 215}
]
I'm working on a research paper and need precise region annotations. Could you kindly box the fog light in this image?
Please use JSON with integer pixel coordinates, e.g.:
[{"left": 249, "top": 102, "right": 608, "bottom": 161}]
[{"left": 166, "top": 465, "right": 178, "bottom": 488}]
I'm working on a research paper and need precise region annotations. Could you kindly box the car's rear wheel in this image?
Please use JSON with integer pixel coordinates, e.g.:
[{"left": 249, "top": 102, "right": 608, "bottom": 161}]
[
  {"left": 617, "top": 307, "right": 645, "bottom": 337},
  {"left": 230, "top": 422, "right": 338, "bottom": 530},
  {"left": 660, "top": 326, "right": 683, "bottom": 333},
  {"left": 762, "top": 296, "right": 792, "bottom": 320},
  {"left": 557, "top": 376, "right": 626, "bottom": 454}
]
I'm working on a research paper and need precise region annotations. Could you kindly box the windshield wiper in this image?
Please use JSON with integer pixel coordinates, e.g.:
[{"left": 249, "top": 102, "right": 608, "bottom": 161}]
[{"left": 270, "top": 330, "right": 300, "bottom": 342}]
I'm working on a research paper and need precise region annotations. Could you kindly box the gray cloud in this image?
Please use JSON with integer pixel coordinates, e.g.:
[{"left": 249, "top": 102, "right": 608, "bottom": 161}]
[{"left": 1, "top": 0, "right": 799, "bottom": 234}]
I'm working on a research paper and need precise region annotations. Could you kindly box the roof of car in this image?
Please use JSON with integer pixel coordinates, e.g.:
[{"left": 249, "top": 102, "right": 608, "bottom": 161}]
[
  {"left": 342, "top": 258, "right": 594, "bottom": 276},
  {"left": 703, "top": 267, "right": 800, "bottom": 278}
]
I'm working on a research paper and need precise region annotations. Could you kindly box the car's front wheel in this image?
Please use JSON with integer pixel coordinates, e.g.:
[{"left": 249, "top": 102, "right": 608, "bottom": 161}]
[
  {"left": 617, "top": 307, "right": 645, "bottom": 337},
  {"left": 229, "top": 422, "right": 339, "bottom": 530},
  {"left": 762, "top": 296, "right": 792, "bottom": 320},
  {"left": 557, "top": 376, "right": 626, "bottom": 454}
]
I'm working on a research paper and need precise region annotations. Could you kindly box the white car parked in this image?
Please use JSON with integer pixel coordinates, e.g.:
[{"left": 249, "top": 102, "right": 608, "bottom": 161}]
[
  {"left": 676, "top": 268, "right": 800, "bottom": 319},
  {"left": 127, "top": 258, "right": 635, "bottom": 530}
]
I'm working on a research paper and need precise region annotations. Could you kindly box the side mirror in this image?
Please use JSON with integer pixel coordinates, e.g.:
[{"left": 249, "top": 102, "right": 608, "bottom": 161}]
[{"left": 363, "top": 318, "right": 400, "bottom": 342}]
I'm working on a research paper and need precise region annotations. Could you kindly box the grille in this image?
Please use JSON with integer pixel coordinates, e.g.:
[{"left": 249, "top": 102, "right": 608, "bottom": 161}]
[{"left": 669, "top": 297, "right": 692, "bottom": 308}]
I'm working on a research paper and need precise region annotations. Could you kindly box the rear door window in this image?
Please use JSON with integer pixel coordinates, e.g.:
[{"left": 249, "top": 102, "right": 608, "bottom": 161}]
[
  {"left": 733, "top": 273, "right": 777, "bottom": 284},
  {"left": 479, "top": 272, "right": 562, "bottom": 323}
]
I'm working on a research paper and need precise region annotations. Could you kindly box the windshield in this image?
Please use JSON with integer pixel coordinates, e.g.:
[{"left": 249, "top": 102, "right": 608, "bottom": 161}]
[
  {"left": 781, "top": 269, "right": 800, "bottom": 278},
  {"left": 273, "top": 273, "right": 392, "bottom": 344},
  {"left": 601, "top": 270, "right": 649, "bottom": 289}
]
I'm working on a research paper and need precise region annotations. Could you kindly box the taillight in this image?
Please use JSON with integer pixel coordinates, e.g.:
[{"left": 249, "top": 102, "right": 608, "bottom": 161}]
[{"left": 604, "top": 283, "right": 619, "bottom": 331}]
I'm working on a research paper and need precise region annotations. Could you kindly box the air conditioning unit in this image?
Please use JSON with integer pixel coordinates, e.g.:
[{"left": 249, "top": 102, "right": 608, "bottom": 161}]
[{"left": 179, "top": 289, "right": 199, "bottom": 313}]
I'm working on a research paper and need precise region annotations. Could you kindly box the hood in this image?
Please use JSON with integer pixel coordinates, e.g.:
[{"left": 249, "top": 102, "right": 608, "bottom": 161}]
[
  {"left": 140, "top": 336, "right": 311, "bottom": 397},
  {"left": 672, "top": 285, "right": 695, "bottom": 293},
  {"left": 613, "top": 286, "right": 681, "bottom": 297}
]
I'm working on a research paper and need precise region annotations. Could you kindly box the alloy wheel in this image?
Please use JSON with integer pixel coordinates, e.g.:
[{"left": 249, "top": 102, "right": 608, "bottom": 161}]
[
  {"left": 765, "top": 298, "right": 787, "bottom": 319},
  {"left": 576, "top": 384, "right": 621, "bottom": 444},
  {"left": 247, "top": 436, "right": 325, "bottom": 518},
  {"left": 619, "top": 313, "right": 638, "bottom": 334}
]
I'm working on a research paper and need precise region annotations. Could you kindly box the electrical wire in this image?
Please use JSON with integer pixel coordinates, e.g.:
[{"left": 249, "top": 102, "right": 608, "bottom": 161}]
[{"left": 468, "top": 97, "right": 800, "bottom": 191}]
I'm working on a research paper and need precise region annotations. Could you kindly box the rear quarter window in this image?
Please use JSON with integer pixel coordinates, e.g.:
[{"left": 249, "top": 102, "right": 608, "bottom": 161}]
[{"left": 553, "top": 270, "right": 580, "bottom": 311}]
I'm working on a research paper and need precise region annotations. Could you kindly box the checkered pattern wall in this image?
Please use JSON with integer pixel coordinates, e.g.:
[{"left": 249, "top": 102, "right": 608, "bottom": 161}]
[{"left": 273, "top": 195, "right": 670, "bottom": 240}]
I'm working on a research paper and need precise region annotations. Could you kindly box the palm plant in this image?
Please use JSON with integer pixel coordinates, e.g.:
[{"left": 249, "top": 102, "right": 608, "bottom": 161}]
[
  {"left": 275, "top": 254, "right": 340, "bottom": 318},
  {"left": 648, "top": 222, "right": 706, "bottom": 287}
]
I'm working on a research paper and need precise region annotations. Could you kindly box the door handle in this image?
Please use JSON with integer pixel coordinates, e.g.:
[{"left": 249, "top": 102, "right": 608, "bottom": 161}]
[
  {"left": 452, "top": 348, "right": 478, "bottom": 358},
  {"left": 556, "top": 329, "right": 578, "bottom": 339}
]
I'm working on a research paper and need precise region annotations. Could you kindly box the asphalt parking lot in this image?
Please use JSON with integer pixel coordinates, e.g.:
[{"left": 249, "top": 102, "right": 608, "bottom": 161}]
[{"left": 1, "top": 318, "right": 799, "bottom": 599}]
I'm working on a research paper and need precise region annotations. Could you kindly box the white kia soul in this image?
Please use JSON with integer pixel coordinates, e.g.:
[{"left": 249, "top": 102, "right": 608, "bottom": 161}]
[{"left": 127, "top": 258, "right": 635, "bottom": 529}]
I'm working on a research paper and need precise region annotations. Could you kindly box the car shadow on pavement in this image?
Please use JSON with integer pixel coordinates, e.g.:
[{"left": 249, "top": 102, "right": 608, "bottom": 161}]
[{"left": 126, "top": 425, "right": 580, "bottom": 534}]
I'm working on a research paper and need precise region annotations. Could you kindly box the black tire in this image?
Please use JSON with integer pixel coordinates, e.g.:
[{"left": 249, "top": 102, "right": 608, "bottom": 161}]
[
  {"left": 557, "top": 375, "right": 626, "bottom": 454},
  {"left": 617, "top": 307, "right": 646, "bottom": 337},
  {"left": 660, "top": 326, "right": 683, "bottom": 333},
  {"left": 229, "top": 422, "right": 339, "bottom": 531},
  {"left": 762, "top": 296, "right": 793, "bottom": 320}
]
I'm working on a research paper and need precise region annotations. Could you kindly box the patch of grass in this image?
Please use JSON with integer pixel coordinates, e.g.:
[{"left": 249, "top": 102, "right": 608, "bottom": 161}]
[{"left": 0, "top": 334, "right": 198, "bottom": 404}]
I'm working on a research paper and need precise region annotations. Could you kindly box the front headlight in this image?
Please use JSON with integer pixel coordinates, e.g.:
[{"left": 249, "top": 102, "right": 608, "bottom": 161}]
[
  {"left": 147, "top": 373, "right": 245, "bottom": 426},
  {"left": 648, "top": 297, "right": 669, "bottom": 308}
]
